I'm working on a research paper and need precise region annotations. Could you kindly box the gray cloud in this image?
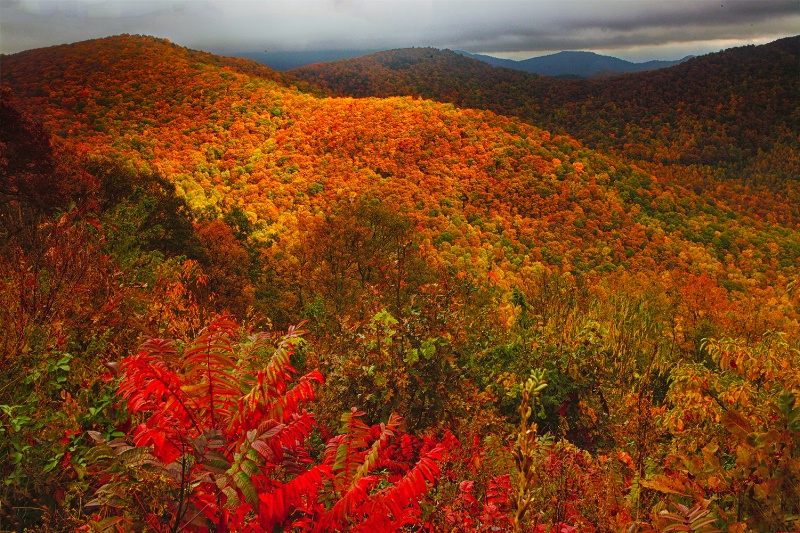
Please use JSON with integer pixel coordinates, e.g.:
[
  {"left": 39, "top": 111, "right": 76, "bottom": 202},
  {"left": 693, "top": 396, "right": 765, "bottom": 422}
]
[{"left": 1, "top": 0, "right": 797, "bottom": 61}]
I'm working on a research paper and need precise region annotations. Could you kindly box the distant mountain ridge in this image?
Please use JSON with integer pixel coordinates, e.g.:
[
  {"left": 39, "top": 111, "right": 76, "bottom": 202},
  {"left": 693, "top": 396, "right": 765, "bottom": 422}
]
[
  {"left": 236, "top": 49, "right": 380, "bottom": 71},
  {"left": 457, "top": 50, "right": 693, "bottom": 77}
]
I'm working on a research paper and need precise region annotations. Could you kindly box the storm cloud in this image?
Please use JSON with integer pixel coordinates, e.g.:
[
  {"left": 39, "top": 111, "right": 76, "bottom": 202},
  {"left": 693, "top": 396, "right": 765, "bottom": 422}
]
[{"left": 1, "top": 0, "right": 797, "bottom": 61}]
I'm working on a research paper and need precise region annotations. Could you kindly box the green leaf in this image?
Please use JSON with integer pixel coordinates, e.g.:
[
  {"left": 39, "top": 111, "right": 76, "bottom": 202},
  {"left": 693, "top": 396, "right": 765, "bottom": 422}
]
[
  {"left": 404, "top": 349, "right": 419, "bottom": 365},
  {"left": 202, "top": 450, "right": 231, "bottom": 474},
  {"left": 690, "top": 517, "right": 719, "bottom": 531},
  {"left": 779, "top": 391, "right": 800, "bottom": 424},
  {"left": 241, "top": 458, "right": 259, "bottom": 477},
  {"left": 222, "top": 485, "right": 240, "bottom": 509},
  {"left": 235, "top": 470, "right": 258, "bottom": 505},
  {"left": 43, "top": 454, "right": 63, "bottom": 472},
  {"left": 420, "top": 338, "right": 437, "bottom": 360}
]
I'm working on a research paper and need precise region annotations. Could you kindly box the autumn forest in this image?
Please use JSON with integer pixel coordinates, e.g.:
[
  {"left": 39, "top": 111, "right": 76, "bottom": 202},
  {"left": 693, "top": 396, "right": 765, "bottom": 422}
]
[{"left": 0, "top": 34, "right": 799, "bottom": 532}]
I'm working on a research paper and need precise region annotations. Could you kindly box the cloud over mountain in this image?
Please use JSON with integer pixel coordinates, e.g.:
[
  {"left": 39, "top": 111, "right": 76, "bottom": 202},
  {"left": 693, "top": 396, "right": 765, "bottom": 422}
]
[{"left": 1, "top": 0, "right": 797, "bottom": 61}]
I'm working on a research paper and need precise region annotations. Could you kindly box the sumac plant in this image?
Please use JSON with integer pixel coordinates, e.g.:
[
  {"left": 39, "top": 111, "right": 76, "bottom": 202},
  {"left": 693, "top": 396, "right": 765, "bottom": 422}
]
[{"left": 83, "top": 316, "right": 442, "bottom": 532}]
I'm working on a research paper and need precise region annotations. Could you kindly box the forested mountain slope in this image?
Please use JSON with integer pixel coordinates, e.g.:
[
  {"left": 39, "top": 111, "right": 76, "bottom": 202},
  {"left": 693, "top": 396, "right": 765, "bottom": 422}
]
[
  {"left": 1, "top": 35, "right": 799, "bottom": 532},
  {"left": 293, "top": 37, "right": 800, "bottom": 217},
  {"left": 0, "top": 34, "right": 325, "bottom": 111},
  {"left": 3, "top": 35, "right": 797, "bottom": 303}
]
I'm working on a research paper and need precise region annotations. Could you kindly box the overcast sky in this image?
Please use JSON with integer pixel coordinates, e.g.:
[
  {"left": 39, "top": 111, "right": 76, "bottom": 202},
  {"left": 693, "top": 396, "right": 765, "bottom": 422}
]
[{"left": 1, "top": 0, "right": 798, "bottom": 62}]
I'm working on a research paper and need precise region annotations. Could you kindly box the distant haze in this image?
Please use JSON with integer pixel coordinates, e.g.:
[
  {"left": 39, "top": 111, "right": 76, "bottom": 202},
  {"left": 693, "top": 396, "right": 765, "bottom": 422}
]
[{"left": 1, "top": 0, "right": 798, "bottom": 62}]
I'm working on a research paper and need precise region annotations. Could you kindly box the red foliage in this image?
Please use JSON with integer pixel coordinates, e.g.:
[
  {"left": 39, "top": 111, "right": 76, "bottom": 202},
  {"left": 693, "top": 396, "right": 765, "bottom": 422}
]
[{"left": 87, "top": 316, "right": 443, "bottom": 532}]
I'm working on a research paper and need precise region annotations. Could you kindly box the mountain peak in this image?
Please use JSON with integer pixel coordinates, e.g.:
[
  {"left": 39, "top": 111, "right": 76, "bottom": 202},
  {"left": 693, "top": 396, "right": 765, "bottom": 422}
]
[{"left": 458, "top": 49, "right": 690, "bottom": 77}]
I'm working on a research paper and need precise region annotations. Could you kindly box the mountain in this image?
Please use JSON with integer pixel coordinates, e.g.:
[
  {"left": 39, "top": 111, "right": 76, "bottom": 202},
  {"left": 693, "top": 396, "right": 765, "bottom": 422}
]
[
  {"left": 292, "top": 37, "right": 800, "bottom": 217},
  {"left": 454, "top": 50, "right": 520, "bottom": 70},
  {"left": 458, "top": 50, "right": 692, "bottom": 77},
  {"left": 1, "top": 37, "right": 697, "bottom": 279},
  {"left": 4, "top": 34, "right": 799, "bottom": 349},
  {"left": 4, "top": 35, "right": 798, "bottom": 344},
  {"left": 3, "top": 35, "right": 798, "bottom": 303},
  {"left": 2, "top": 34, "right": 799, "bottom": 533},
  {"left": 236, "top": 49, "right": 380, "bottom": 71},
  {"left": 0, "top": 35, "right": 326, "bottom": 102}
]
